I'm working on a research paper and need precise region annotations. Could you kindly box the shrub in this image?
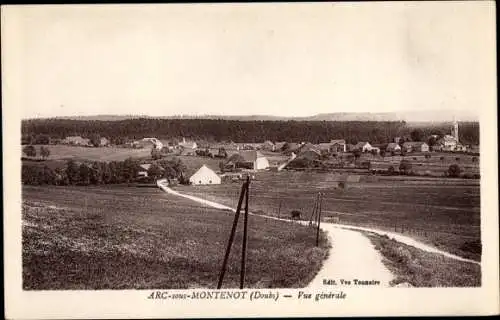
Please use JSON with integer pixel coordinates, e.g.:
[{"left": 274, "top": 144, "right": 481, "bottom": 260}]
[
  {"left": 387, "top": 166, "right": 395, "bottom": 175},
  {"left": 448, "top": 164, "right": 462, "bottom": 177},
  {"left": 472, "top": 156, "right": 478, "bottom": 163},
  {"left": 23, "top": 145, "right": 37, "bottom": 157},
  {"left": 440, "top": 156, "right": 445, "bottom": 161},
  {"left": 399, "top": 160, "right": 412, "bottom": 175},
  {"left": 290, "top": 210, "right": 302, "bottom": 220},
  {"left": 455, "top": 157, "right": 461, "bottom": 161}
]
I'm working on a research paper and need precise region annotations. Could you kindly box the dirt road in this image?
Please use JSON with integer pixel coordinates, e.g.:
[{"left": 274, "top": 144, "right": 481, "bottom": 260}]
[
  {"left": 307, "top": 224, "right": 394, "bottom": 288},
  {"left": 157, "top": 180, "right": 395, "bottom": 287}
]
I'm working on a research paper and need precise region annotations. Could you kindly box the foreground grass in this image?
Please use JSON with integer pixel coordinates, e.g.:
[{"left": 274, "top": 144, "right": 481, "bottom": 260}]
[
  {"left": 23, "top": 185, "right": 329, "bottom": 290},
  {"left": 363, "top": 232, "right": 481, "bottom": 287}
]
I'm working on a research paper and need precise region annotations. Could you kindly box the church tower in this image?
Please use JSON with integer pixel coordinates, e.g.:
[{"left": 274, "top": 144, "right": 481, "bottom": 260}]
[{"left": 452, "top": 118, "right": 459, "bottom": 142}]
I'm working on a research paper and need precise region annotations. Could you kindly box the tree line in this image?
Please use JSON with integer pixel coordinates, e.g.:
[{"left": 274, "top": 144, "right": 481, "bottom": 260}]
[
  {"left": 22, "top": 157, "right": 188, "bottom": 186},
  {"left": 21, "top": 118, "right": 480, "bottom": 145}
]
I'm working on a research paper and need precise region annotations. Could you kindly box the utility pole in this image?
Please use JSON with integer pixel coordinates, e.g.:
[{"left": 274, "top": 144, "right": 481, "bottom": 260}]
[
  {"left": 217, "top": 176, "right": 251, "bottom": 289},
  {"left": 277, "top": 199, "right": 282, "bottom": 219},
  {"left": 240, "top": 176, "right": 250, "bottom": 289},
  {"left": 217, "top": 180, "right": 247, "bottom": 289},
  {"left": 316, "top": 193, "right": 323, "bottom": 247}
]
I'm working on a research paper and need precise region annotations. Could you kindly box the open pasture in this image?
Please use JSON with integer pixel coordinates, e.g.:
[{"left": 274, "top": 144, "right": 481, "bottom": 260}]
[
  {"left": 28, "top": 144, "right": 153, "bottom": 162},
  {"left": 22, "top": 185, "right": 328, "bottom": 290},
  {"left": 176, "top": 171, "right": 481, "bottom": 261},
  {"left": 361, "top": 152, "right": 480, "bottom": 176}
]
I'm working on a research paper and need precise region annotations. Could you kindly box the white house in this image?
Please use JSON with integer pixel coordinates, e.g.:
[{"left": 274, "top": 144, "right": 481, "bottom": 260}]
[
  {"left": 189, "top": 165, "right": 221, "bottom": 185},
  {"left": 353, "top": 142, "right": 373, "bottom": 152},
  {"left": 330, "top": 139, "right": 347, "bottom": 152},
  {"left": 402, "top": 142, "right": 430, "bottom": 153},
  {"left": 386, "top": 143, "right": 402, "bottom": 153},
  {"left": 227, "top": 150, "right": 270, "bottom": 170},
  {"left": 142, "top": 137, "right": 163, "bottom": 150}
]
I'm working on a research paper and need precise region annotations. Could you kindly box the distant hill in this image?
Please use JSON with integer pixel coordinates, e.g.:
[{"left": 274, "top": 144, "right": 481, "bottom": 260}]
[{"left": 30, "top": 110, "right": 478, "bottom": 122}]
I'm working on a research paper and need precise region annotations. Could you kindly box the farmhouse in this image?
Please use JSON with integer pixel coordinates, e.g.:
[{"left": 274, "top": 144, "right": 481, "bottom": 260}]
[
  {"left": 402, "top": 142, "right": 429, "bottom": 153},
  {"left": 179, "top": 138, "right": 198, "bottom": 155},
  {"left": 315, "top": 142, "right": 335, "bottom": 155},
  {"left": 142, "top": 138, "right": 163, "bottom": 150},
  {"left": 353, "top": 142, "right": 373, "bottom": 152},
  {"left": 189, "top": 165, "right": 221, "bottom": 185},
  {"left": 435, "top": 135, "right": 466, "bottom": 152},
  {"left": 100, "top": 137, "right": 110, "bottom": 147},
  {"left": 261, "top": 140, "right": 276, "bottom": 151},
  {"left": 299, "top": 149, "right": 322, "bottom": 161},
  {"left": 299, "top": 142, "right": 317, "bottom": 153},
  {"left": 282, "top": 142, "right": 302, "bottom": 155},
  {"left": 386, "top": 143, "right": 402, "bottom": 153},
  {"left": 227, "top": 150, "right": 270, "bottom": 170},
  {"left": 330, "top": 139, "right": 347, "bottom": 152},
  {"left": 62, "top": 136, "right": 91, "bottom": 147},
  {"left": 274, "top": 142, "right": 287, "bottom": 152}
]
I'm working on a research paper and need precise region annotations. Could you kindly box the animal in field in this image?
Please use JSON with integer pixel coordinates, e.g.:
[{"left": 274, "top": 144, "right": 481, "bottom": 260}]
[{"left": 290, "top": 210, "right": 302, "bottom": 220}]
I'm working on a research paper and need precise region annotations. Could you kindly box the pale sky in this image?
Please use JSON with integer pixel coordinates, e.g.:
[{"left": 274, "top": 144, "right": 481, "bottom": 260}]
[{"left": 2, "top": 2, "right": 496, "bottom": 119}]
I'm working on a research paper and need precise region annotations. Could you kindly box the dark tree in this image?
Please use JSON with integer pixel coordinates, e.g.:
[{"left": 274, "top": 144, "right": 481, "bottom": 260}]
[
  {"left": 34, "top": 134, "right": 50, "bottom": 145},
  {"left": 78, "top": 163, "right": 91, "bottom": 185},
  {"left": 66, "top": 160, "right": 80, "bottom": 185},
  {"left": 448, "top": 164, "right": 462, "bottom": 177},
  {"left": 399, "top": 160, "right": 412, "bottom": 174},
  {"left": 23, "top": 145, "right": 37, "bottom": 157},
  {"left": 89, "top": 134, "right": 101, "bottom": 147},
  {"left": 410, "top": 129, "right": 424, "bottom": 142},
  {"left": 40, "top": 146, "right": 51, "bottom": 160},
  {"left": 147, "top": 163, "right": 164, "bottom": 180}
]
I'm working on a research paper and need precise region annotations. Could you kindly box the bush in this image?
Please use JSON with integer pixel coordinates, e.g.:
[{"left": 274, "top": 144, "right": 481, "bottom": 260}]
[
  {"left": 448, "top": 164, "right": 462, "bottom": 177},
  {"left": 440, "top": 156, "right": 445, "bottom": 161},
  {"left": 399, "top": 160, "right": 412, "bottom": 175},
  {"left": 290, "top": 210, "right": 302, "bottom": 220},
  {"left": 472, "top": 156, "right": 478, "bottom": 163},
  {"left": 387, "top": 166, "right": 395, "bottom": 175}
]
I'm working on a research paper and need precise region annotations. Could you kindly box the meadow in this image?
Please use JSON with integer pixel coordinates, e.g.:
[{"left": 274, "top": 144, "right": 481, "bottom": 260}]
[
  {"left": 22, "top": 185, "right": 329, "bottom": 290},
  {"left": 176, "top": 171, "right": 481, "bottom": 262},
  {"left": 29, "top": 144, "right": 153, "bottom": 162},
  {"left": 364, "top": 232, "right": 481, "bottom": 287}
]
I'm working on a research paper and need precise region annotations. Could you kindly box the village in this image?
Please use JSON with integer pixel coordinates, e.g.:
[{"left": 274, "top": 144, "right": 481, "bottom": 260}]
[{"left": 23, "top": 120, "right": 479, "bottom": 187}]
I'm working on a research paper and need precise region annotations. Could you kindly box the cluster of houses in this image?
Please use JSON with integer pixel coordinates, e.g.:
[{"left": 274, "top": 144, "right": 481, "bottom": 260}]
[{"left": 61, "top": 136, "right": 110, "bottom": 147}]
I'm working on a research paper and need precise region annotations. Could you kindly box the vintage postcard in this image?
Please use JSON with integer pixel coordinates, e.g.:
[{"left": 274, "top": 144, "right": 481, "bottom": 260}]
[{"left": 2, "top": 2, "right": 499, "bottom": 318}]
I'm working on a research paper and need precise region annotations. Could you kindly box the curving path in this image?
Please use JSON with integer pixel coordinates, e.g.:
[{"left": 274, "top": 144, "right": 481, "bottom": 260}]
[{"left": 156, "top": 179, "right": 479, "bottom": 289}]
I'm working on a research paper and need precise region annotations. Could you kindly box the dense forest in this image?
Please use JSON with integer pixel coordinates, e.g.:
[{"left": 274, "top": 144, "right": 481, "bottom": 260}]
[{"left": 21, "top": 118, "right": 480, "bottom": 145}]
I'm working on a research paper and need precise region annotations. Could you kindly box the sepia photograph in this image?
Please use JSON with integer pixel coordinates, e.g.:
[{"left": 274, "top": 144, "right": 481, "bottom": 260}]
[{"left": 3, "top": 2, "right": 498, "bottom": 318}]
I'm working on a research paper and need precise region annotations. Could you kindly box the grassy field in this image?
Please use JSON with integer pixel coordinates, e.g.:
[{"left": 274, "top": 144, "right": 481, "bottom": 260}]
[
  {"left": 22, "top": 185, "right": 329, "bottom": 290},
  {"left": 175, "top": 171, "right": 481, "bottom": 262},
  {"left": 364, "top": 232, "right": 480, "bottom": 287},
  {"left": 28, "top": 145, "right": 153, "bottom": 162},
  {"left": 359, "top": 152, "right": 479, "bottom": 176}
]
